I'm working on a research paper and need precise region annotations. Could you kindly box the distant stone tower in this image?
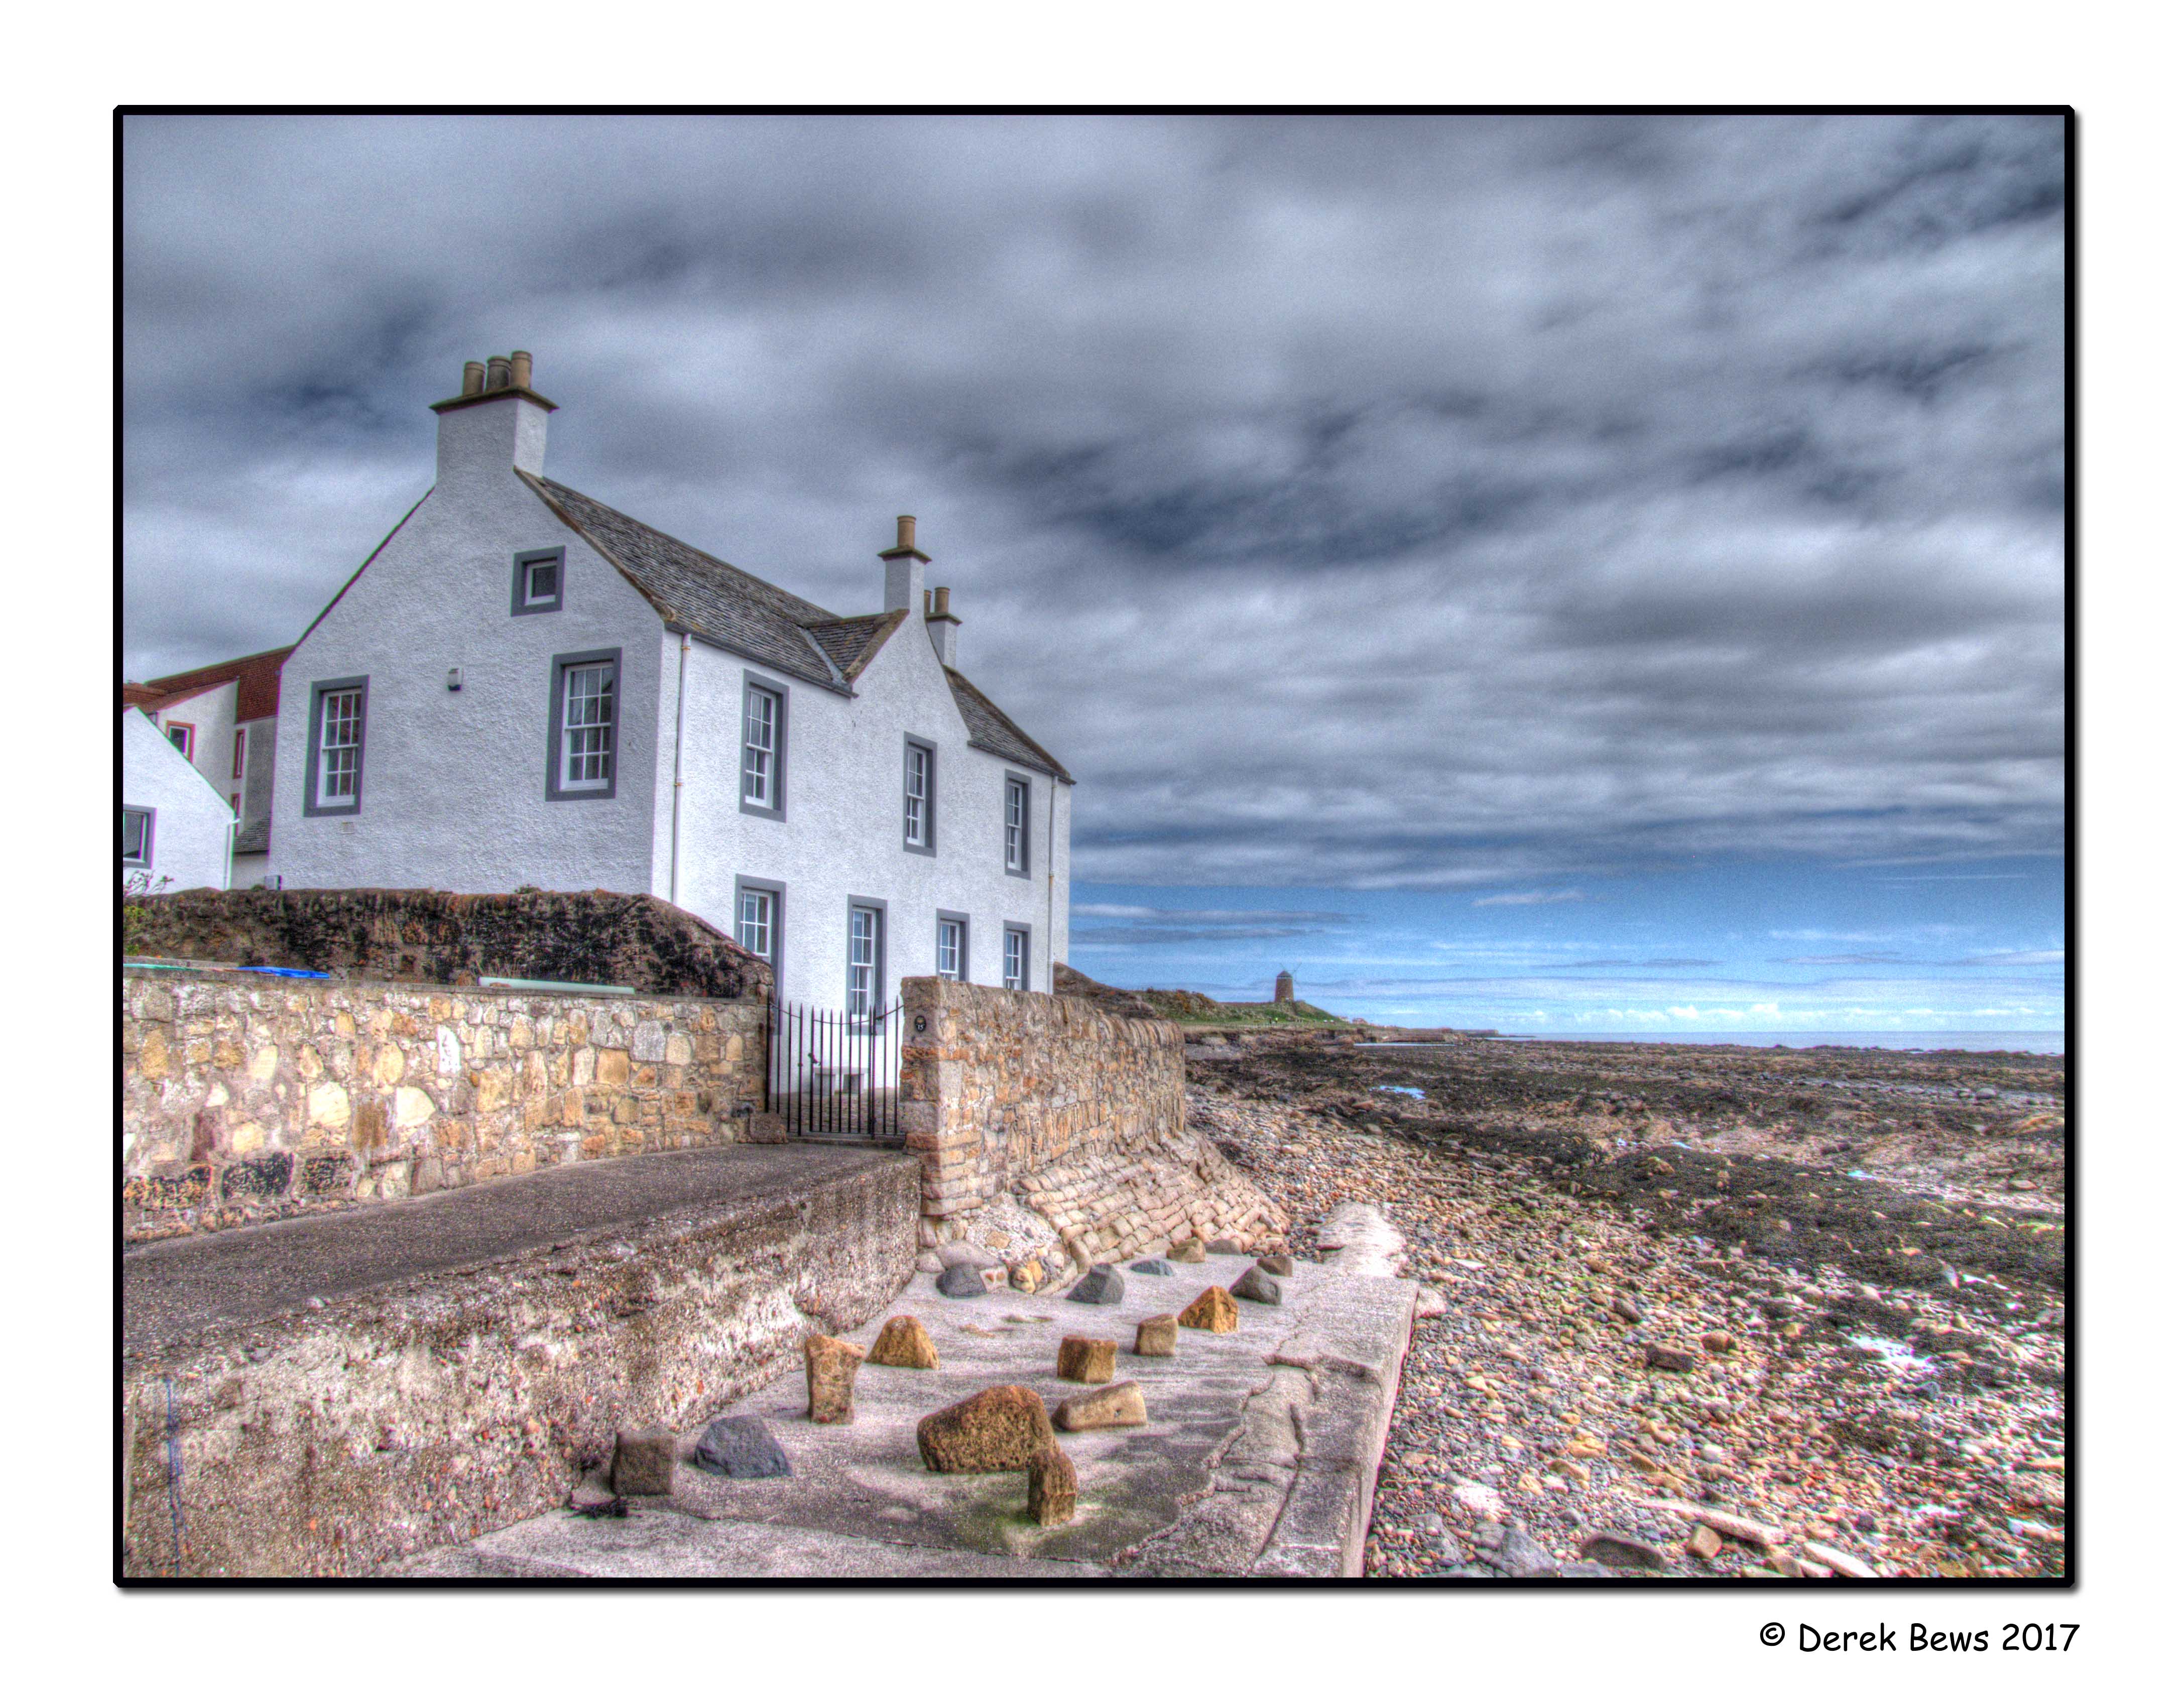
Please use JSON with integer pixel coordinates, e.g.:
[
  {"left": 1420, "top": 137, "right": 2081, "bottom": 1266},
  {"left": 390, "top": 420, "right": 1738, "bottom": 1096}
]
[{"left": 1274, "top": 970, "right": 1295, "bottom": 1005}]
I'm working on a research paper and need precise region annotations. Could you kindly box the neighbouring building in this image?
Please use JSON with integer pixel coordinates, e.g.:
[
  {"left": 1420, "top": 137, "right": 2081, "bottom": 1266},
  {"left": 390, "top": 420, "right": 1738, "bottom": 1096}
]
[
  {"left": 121, "top": 704, "right": 235, "bottom": 889},
  {"left": 124, "top": 646, "right": 292, "bottom": 885},
  {"left": 268, "top": 352, "right": 1073, "bottom": 1012}
]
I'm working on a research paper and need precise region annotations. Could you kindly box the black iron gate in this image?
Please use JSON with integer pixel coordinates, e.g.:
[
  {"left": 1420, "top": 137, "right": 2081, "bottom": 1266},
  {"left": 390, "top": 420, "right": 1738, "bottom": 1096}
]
[{"left": 767, "top": 998, "right": 904, "bottom": 1142}]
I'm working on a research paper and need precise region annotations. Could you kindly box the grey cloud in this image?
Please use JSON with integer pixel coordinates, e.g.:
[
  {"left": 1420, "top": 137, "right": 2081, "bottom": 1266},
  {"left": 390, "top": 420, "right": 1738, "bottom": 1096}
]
[{"left": 124, "top": 114, "right": 2061, "bottom": 887}]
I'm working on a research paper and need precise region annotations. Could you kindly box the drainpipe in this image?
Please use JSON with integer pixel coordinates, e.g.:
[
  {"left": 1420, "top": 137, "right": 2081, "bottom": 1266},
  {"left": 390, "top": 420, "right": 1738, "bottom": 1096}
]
[
  {"left": 668, "top": 633, "right": 690, "bottom": 906},
  {"left": 1045, "top": 777, "right": 1057, "bottom": 991}
]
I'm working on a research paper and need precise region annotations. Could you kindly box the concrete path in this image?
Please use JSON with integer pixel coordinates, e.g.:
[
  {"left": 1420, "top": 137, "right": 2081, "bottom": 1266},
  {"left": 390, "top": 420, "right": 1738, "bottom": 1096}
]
[
  {"left": 124, "top": 1143, "right": 902, "bottom": 1355},
  {"left": 401, "top": 1248, "right": 1418, "bottom": 1579}
]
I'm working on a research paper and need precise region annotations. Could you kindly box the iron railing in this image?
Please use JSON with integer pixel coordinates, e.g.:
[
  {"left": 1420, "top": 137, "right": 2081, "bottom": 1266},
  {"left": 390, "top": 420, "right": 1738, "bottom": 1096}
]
[{"left": 767, "top": 997, "right": 903, "bottom": 1142}]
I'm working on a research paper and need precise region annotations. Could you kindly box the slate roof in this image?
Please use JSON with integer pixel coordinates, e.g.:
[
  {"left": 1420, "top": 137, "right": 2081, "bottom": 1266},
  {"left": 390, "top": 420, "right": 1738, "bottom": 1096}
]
[
  {"left": 803, "top": 612, "right": 905, "bottom": 682},
  {"left": 138, "top": 646, "right": 293, "bottom": 721},
  {"left": 522, "top": 474, "right": 846, "bottom": 691},
  {"left": 235, "top": 817, "right": 271, "bottom": 855},
  {"left": 517, "top": 472, "right": 1071, "bottom": 782},
  {"left": 946, "top": 669, "right": 1072, "bottom": 784}
]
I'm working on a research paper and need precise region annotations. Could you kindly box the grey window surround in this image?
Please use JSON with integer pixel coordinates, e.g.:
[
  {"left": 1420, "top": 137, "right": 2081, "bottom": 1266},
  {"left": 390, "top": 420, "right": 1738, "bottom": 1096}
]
[
  {"left": 935, "top": 908, "right": 970, "bottom": 982},
  {"left": 302, "top": 676, "right": 369, "bottom": 818},
  {"left": 903, "top": 734, "right": 937, "bottom": 857},
  {"left": 1003, "top": 921, "right": 1032, "bottom": 991},
  {"left": 545, "top": 647, "right": 622, "bottom": 802},
  {"left": 846, "top": 895, "right": 888, "bottom": 1017},
  {"left": 123, "top": 805, "right": 155, "bottom": 869},
  {"left": 740, "top": 671, "right": 788, "bottom": 822},
  {"left": 1004, "top": 774, "right": 1032, "bottom": 878},
  {"left": 511, "top": 546, "right": 566, "bottom": 616},
  {"left": 734, "top": 875, "right": 787, "bottom": 995}
]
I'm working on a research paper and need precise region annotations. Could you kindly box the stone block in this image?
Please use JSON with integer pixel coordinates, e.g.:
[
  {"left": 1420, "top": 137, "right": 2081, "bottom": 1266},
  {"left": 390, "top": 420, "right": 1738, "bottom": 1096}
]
[
  {"left": 611, "top": 1424, "right": 677, "bottom": 1496},
  {"left": 1056, "top": 1336, "right": 1116, "bottom": 1383},
  {"left": 1129, "top": 1258, "right": 1174, "bottom": 1276},
  {"left": 1028, "top": 1446, "right": 1077, "bottom": 1526},
  {"left": 1166, "top": 1238, "right": 1206, "bottom": 1263},
  {"left": 1135, "top": 1314, "right": 1178, "bottom": 1357},
  {"left": 916, "top": 1385, "right": 1058, "bottom": 1473},
  {"left": 867, "top": 1315, "right": 939, "bottom": 1369},
  {"left": 805, "top": 1333, "right": 864, "bottom": 1423},
  {"left": 1231, "top": 1265, "right": 1282, "bottom": 1305},
  {"left": 1178, "top": 1286, "right": 1239, "bottom": 1333},
  {"left": 1257, "top": 1253, "right": 1295, "bottom": 1276},
  {"left": 1051, "top": 1381, "right": 1148, "bottom": 1433}
]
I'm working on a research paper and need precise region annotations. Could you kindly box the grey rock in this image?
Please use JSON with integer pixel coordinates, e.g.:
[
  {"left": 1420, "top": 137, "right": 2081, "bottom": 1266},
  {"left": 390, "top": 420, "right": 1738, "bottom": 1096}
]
[
  {"left": 914, "top": 1250, "right": 942, "bottom": 1273},
  {"left": 1486, "top": 1522, "right": 1558, "bottom": 1578},
  {"left": 693, "top": 1415, "right": 792, "bottom": 1479},
  {"left": 1067, "top": 1264, "right": 1125, "bottom": 1304},
  {"left": 937, "top": 1263, "right": 988, "bottom": 1298},
  {"left": 1578, "top": 1530, "right": 1670, "bottom": 1572},
  {"left": 937, "top": 1242, "right": 999, "bottom": 1269},
  {"left": 1231, "top": 1265, "right": 1283, "bottom": 1305},
  {"left": 1129, "top": 1258, "right": 1175, "bottom": 1276}
]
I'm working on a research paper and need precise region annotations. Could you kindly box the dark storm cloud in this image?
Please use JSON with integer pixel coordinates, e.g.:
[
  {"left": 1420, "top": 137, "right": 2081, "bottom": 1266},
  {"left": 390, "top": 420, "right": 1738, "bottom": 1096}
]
[{"left": 123, "top": 113, "right": 2062, "bottom": 889}]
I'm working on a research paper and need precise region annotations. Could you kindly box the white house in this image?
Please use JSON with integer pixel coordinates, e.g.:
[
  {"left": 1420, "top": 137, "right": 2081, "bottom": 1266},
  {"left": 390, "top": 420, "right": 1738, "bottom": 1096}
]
[
  {"left": 122, "top": 705, "right": 236, "bottom": 890},
  {"left": 125, "top": 646, "right": 291, "bottom": 885},
  {"left": 268, "top": 352, "right": 1073, "bottom": 1012}
]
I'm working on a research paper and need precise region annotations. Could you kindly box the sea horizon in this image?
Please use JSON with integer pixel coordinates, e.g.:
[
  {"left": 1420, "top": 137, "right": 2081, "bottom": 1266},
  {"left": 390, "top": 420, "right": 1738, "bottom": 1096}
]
[{"left": 1471, "top": 1027, "right": 2064, "bottom": 1056}]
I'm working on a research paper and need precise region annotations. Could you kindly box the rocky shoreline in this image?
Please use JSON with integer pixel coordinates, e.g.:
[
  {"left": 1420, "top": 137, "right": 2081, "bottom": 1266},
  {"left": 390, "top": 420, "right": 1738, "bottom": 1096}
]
[{"left": 1187, "top": 1034, "right": 2067, "bottom": 1579}]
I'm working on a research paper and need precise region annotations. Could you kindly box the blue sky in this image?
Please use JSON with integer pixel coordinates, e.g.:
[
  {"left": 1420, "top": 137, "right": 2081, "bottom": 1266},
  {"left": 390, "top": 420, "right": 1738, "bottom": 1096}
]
[{"left": 1071, "top": 854, "right": 2062, "bottom": 1033}]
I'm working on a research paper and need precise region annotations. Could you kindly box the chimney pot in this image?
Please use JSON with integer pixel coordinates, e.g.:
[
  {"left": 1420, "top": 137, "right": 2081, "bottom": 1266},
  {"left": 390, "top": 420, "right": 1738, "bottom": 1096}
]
[
  {"left": 487, "top": 355, "right": 512, "bottom": 391},
  {"left": 931, "top": 586, "right": 951, "bottom": 617},
  {"left": 510, "top": 350, "right": 533, "bottom": 389},
  {"left": 896, "top": 514, "right": 916, "bottom": 552},
  {"left": 461, "top": 360, "right": 486, "bottom": 396}
]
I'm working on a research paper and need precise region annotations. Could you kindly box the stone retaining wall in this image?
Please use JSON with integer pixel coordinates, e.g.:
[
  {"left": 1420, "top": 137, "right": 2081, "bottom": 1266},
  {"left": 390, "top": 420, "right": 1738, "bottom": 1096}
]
[
  {"left": 121, "top": 1153, "right": 917, "bottom": 1577},
  {"left": 899, "top": 978, "right": 1286, "bottom": 1260},
  {"left": 123, "top": 968, "right": 767, "bottom": 1242}
]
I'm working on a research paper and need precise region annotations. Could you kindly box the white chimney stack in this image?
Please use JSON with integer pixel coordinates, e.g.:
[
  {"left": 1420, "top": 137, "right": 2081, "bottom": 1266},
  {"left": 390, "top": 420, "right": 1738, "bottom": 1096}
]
[
  {"left": 880, "top": 513, "right": 930, "bottom": 615},
  {"left": 925, "top": 583, "right": 960, "bottom": 669},
  {"left": 431, "top": 350, "right": 555, "bottom": 485}
]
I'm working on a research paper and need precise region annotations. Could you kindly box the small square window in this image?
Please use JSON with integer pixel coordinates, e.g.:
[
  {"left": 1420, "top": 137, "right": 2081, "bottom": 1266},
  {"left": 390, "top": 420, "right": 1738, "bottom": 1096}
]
[
  {"left": 166, "top": 722, "right": 194, "bottom": 760},
  {"left": 511, "top": 547, "right": 565, "bottom": 616}
]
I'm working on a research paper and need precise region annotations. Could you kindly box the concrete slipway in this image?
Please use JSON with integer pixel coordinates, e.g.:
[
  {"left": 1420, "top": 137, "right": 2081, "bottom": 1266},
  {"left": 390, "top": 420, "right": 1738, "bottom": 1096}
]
[{"left": 402, "top": 1243, "right": 1420, "bottom": 1580}]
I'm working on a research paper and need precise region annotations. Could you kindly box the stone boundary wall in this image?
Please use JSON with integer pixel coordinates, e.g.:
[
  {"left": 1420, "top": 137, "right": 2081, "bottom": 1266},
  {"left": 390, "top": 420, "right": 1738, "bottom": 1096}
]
[
  {"left": 898, "top": 978, "right": 1286, "bottom": 1260},
  {"left": 123, "top": 969, "right": 766, "bottom": 1242},
  {"left": 125, "top": 887, "right": 770, "bottom": 1000},
  {"left": 900, "top": 979, "right": 1185, "bottom": 1222}
]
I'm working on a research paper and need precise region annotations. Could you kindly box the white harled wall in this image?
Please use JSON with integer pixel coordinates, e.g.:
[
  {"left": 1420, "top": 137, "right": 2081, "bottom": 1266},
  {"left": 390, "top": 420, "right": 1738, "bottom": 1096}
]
[
  {"left": 268, "top": 396, "right": 664, "bottom": 895},
  {"left": 123, "top": 709, "right": 234, "bottom": 890},
  {"left": 664, "top": 617, "right": 1066, "bottom": 1010},
  {"left": 264, "top": 375, "right": 1070, "bottom": 1000}
]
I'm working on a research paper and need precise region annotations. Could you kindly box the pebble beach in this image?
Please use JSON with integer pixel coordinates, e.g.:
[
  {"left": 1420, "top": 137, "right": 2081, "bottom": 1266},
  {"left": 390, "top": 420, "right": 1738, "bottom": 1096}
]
[{"left": 1186, "top": 1033, "right": 2067, "bottom": 1580}]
